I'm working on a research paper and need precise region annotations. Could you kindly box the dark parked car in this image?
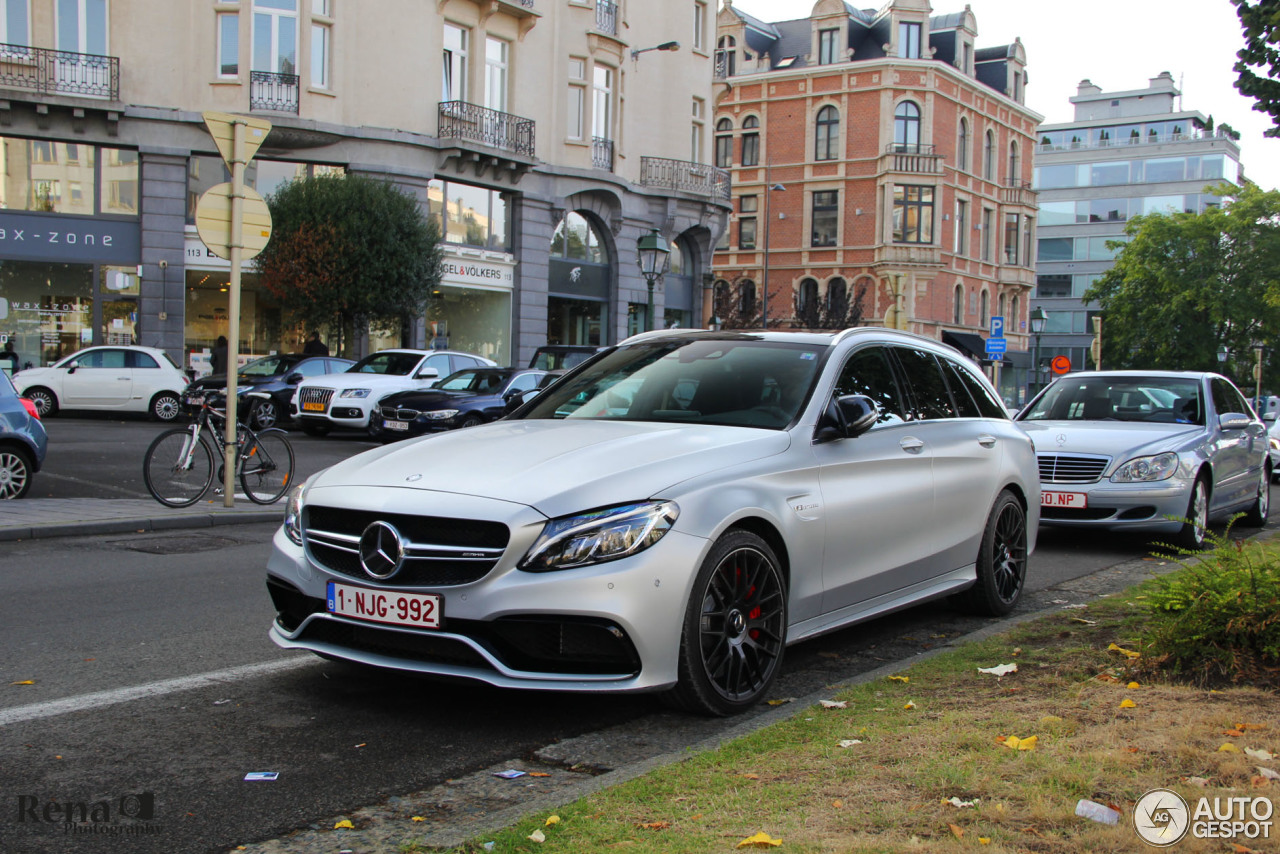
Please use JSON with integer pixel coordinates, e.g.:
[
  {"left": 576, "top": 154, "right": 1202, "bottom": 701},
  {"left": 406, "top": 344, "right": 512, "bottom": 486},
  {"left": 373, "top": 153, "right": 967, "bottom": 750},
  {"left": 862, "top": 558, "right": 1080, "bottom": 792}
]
[
  {"left": 0, "top": 368, "right": 47, "bottom": 499},
  {"left": 375, "top": 367, "right": 546, "bottom": 439},
  {"left": 183, "top": 353, "right": 355, "bottom": 430}
]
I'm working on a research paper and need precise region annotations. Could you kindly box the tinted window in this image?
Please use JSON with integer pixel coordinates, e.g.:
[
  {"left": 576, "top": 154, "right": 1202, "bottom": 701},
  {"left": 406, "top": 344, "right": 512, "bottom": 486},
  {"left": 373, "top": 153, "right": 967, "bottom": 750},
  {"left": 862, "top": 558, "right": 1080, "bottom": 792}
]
[
  {"left": 894, "top": 347, "right": 955, "bottom": 420},
  {"left": 942, "top": 357, "right": 1007, "bottom": 419},
  {"left": 1211, "top": 378, "right": 1248, "bottom": 417},
  {"left": 128, "top": 351, "right": 159, "bottom": 369},
  {"left": 423, "top": 354, "right": 454, "bottom": 375},
  {"left": 833, "top": 346, "right": 909, "bottom": 427},
  {"left": 296, "top": 359, "right": 331, "bottom": 377},
  {"left": 352, "top": 352, "right": 424, "bottom": 375}
]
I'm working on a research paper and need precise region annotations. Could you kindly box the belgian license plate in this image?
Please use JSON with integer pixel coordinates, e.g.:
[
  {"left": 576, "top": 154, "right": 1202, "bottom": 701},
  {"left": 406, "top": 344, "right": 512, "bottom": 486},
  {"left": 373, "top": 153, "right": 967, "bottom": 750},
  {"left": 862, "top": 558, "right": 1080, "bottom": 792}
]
[
  {"left": 327, "top": 582, "right": 441, "bottom": 629},
  {"left": 302, "top": 401, "right": 325, "bottom": 412},
  {"left": 1042, "top": 491, "right": 1087, "bottom": 508},
  {"left": 385, "top": 420, "right": 409, "bottom": 431},
  {"left": 186, "top": 394, "right": 204, "bottom": 406}
]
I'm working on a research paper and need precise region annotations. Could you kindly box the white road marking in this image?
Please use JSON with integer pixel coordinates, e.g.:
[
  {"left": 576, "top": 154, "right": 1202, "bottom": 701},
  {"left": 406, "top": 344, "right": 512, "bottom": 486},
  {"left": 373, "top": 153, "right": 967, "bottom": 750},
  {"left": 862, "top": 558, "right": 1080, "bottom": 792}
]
[{"left": 0, "top": 657, "right": 313, "bottom": 727}]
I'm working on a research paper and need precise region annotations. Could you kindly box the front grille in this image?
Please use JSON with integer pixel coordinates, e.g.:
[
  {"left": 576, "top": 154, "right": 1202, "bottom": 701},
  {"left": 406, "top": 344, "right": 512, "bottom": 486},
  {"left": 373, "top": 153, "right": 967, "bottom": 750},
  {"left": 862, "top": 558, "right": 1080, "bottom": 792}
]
[
  {"left": 380, "top": 405, "right": 421, "bottom": 420},
  {"left": 1038, "top": 453, "right": 1109, "bottom": 484},
  {"left": 301, "top": 619, "right": 494, "bottom": 669},
  {"left": 1041, "top": 506, "right": 1118, "bottom": 521},
  {"left": 304, "top": 505, "right": 509, "bottom": 586},
  {"left": 299, "top": 387, "right": 334, "bottom": 412}
]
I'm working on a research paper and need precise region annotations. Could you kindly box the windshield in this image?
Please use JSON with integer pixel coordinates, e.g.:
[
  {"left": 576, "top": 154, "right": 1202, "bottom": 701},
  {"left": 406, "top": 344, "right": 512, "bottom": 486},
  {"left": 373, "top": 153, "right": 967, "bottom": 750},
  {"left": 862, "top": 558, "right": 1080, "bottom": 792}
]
[
  {"left": 239, "top": 354, "right": 299, "bottom": 377},
  {"left": 348, "top": 352, "right": 422, "bottom": 376},
  {"left": 1021, "top": 376, "right": 1204, "bottom": 426},
  {"left": 437, "top": 369, "right": 511, "bottom": 392},
  {"left": 518, "top": 337, "right": 825, "bottom": 429}
]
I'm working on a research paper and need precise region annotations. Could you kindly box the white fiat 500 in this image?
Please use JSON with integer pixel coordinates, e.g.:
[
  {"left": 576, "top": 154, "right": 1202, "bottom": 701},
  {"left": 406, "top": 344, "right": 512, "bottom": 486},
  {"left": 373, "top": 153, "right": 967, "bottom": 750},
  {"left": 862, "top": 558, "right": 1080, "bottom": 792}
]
[
  {"left": 13, "top": 345, "right": 189, "bottom": 421},
  {"left": 267, "top": 329, "right": 1039, "bottom": 715}
]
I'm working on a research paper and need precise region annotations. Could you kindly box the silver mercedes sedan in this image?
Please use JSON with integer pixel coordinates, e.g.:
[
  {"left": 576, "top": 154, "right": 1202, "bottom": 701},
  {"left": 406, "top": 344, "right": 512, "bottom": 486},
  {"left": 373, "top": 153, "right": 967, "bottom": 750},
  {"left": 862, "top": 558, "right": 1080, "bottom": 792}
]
[
  {"left": 266, "top": 329, "right": 1039, "bottom": 715},
  {"left": 1017, "top": 370, "right": 1270, "bottom": 549}
]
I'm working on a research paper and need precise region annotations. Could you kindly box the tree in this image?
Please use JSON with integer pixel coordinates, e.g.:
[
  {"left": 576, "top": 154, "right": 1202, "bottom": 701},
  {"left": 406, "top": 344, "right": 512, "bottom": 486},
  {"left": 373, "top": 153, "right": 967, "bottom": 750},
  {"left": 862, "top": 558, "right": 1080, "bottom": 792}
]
[
  {"left": 1233, "top": 0, "right": 1280, "bottom": 137},
  {"left": 255, "top": 174, "right": 443, "bottom": 356},
  {"left": 1082, "top": 183, "right": 1280, "bottom": 386},
  {"left": 791, "top": 278, "right": 869, "bottom": 330}
]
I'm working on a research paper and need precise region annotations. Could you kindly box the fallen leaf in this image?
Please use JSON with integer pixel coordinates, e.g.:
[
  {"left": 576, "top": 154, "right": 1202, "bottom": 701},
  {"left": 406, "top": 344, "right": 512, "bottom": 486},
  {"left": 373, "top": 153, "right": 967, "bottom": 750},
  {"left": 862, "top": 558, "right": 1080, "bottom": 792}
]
[
  {"left": 838, "top": 739, "right": 864, "bottom": 748},
  {"left": 742, "top": 773, "right": 761, "bottom": 779},
  {"left": 904, "top": 701, "right": 916, "bottom": 710},
  {"left": 766, "top": 697, "right": 795, "bottom": 706},
  {"left": 1257, "top": 767, "right": 1280, "bottom": 781},
  {"left": 527, "top": 829, "right": 546, "bottom": 843},
  {"left": 1236, "top": 722, "right": 1267, "bottom": 731},
  {"left": 1119, "top": 699, "right": 1137, "bottom": 709},
  {"left": 1072, "top": 617, "right": 1098, "bottom": 625},
  {"left": 888, "top": 675, "right": 910, "bottom": 683},
  {"left": 1231, "top": 844, "right": 1261, "bottom": 854},
  {"left": 977, "top": 663, "right": 1018, "bottom": 676},
  {"left": 820, "top": 699, "right": 848, "bottom": 709},
  {"left": 1251, "top": 775, "right": 1270, "bottom": 789},
  {"left": 1012, "top": 647, "right": 1022, "bottom": 656},
  {"left": 1000, "top": 735, "right": 1038, "bottom": 751},
  {"left": 1126, "top": 681, "right": 1140, "bottom": 689},
  {"left": 1224, "top": 729, "right": 1245, "bottom": 737},
  {"left": 1094, "top": 673, "right": 1120, "bottom": 683},
  {"left": 1218, "top": 743, "right": 1243, "bottom": 753},
  {"left": 10, "top": 680, "right": 34, "bottom": 686},
  {"left": 411, "top": 816, "right": 425, "bottom": 822},
  {"left": 943, "top": 797, "right": 977, "bottom": 808},
  {"left": 334, "top": 820, "right": 354, "bottom": 829},
  {"left": 1185, "top": 776, "right": 1211, "bottom": 787},
  {"left": 1244, "top": 748, "right": 1275, "bottom": 761},
  {"left": 545, "top": 815, "right": 560, "bottom": 826},
  {"left": 639, "top": 821, "right": 671, "bottom": 829},
  {"left": 979, "top": 838, "right": 991, "bottom": 845},
  {"left": 736, "top": 831, "right": 783, "bottom": 848},
  {"left": 354, "top": 743, "right": 366, "bottom": 748},
  {"left": 949, "top": 823, "right": 964, "bottom": 839},
  {"left": 1107, "top": 643, "right": 1141, "bottom": 659},
  {"left": 832, "top": 800, "right": 843, "bottom": 809}
]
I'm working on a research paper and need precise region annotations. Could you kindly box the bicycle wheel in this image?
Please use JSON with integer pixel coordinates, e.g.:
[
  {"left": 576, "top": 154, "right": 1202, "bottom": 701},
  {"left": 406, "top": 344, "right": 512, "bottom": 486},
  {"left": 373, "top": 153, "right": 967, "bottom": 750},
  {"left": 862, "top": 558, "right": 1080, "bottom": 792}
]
[
  {"left": 144, "top": 428, "right": 215, "bottom": 507},
  {"left": 239, "top": 429, "right": 295, "bottom": 504}
]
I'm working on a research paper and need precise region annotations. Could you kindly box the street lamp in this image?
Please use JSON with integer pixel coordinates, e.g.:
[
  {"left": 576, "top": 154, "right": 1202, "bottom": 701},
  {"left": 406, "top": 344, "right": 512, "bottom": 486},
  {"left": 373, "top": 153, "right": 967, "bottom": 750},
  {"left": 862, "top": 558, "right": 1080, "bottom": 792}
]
[
  {"left": 1217, "top": 344, "right": 1230, "bottom": 364},
  {"left": 1253, "top": 342, "right": 1265, "bottom": 410},
  {"left": 760, "top": 172, "right": 785, "bottom": 329},
  {"left": 1027, "top": 306, "right": 1048, "bottom": 399},
  {"left": 636, "top": 228, "right": 670, "bottom": 332}
]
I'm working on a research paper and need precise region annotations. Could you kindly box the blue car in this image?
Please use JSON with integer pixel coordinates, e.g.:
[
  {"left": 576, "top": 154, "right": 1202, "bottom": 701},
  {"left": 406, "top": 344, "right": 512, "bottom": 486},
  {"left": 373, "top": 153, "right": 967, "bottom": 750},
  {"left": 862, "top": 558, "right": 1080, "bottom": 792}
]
[{"left": 0, "top": 368, "right": 48, "bottom": 499}]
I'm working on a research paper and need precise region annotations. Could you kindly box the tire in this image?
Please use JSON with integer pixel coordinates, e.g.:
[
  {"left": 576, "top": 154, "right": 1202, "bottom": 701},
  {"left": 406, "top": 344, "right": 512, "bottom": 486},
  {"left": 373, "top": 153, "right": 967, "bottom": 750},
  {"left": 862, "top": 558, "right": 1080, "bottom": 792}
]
[
  {"left": 24, "top": 387, "right": 57, "bottom": 417},
  {"left": 300, "top": 420, "right": 331, "bottom": 437},
  {"left": 1242, "top": 464, "right": 1271, "bottom": 527},
  {"left": 250, "top": 398, "right": 280, "bottom": 431},
  {"left": 955, "top": 490, "right": 1027, "bottom": 616},
  {"left": 664, "top": 530, "right": 787, "bottom": 716},
  {"left": 143, "top": 428, "right": 215, "bottom": 507},
  {"left": 0, "top": 445, "right": 34, "bottom": 499},
  {"left": 1176, "top": 476, "right": 1210, "bottom": 550},
  {"left": 367, "top": 415, "right": 385, "bottom": 439},
  {"left": 458, "top": 414, "right": 483, "bottom": 429},
  {"left": 150, "top": 392, "right": 182, "bottom": 422},
  {"left": 240, "top": 429, "right": 295, "bottom": 505}
]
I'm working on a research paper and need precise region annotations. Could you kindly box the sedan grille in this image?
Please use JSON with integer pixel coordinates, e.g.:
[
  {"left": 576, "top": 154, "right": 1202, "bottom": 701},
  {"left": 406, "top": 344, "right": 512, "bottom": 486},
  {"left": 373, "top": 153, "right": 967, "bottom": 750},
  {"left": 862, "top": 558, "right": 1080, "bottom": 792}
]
[
  {"left": 380, "top": 405, "right": 421, "bottom": 420},
  {"left": 299, "top": 387, "right": 334, "bottom": 412},
  {"left": 1038, "top": 453, "right": 1109, "bottom": 484},
  {"left": 303, "top": 505, "right": 509, "bottom": 586}
]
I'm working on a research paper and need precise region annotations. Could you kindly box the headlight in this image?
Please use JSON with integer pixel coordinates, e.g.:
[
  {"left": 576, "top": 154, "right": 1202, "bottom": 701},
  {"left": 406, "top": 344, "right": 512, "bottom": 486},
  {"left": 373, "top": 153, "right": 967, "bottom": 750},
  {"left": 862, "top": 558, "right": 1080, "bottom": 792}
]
[
  {"left": 340, "top": 388, "right": 371, "bottom": 398},
  {"left": 1111, "top": 452, "right": 1179, "bottom": 483},
  {"left": 425, "top": 409, "right": 458, "bottom": 420},
  {"left": 283, "top": 483, "right": 305, "bottom": 545},
  {"left": 520, "top": 501, "right": 679, "bottom": 572}
]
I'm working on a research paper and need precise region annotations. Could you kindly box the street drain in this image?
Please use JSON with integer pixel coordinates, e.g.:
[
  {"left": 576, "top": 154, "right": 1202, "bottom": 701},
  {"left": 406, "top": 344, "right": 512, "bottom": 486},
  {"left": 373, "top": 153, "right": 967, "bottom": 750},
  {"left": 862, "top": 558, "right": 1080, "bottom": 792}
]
[{"left": 110, "top": 535, "right": 243, "bottom": 555}]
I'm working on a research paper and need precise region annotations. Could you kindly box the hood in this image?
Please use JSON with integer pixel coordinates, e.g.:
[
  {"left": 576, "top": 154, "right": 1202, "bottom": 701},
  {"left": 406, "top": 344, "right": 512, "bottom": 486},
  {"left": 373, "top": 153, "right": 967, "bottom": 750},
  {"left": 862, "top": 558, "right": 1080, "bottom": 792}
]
[
  {"left": 309, "top": 419, "right": 790, "bottom": 519},
  {"left": 380, "top": 388, "right": 480, "bottom": 407},
  {"left": 302, "top": 373, "right": 426, "bottom": 391},
  {"left": 1018, "top": 420, "right": 1202, "bottom": 459}
]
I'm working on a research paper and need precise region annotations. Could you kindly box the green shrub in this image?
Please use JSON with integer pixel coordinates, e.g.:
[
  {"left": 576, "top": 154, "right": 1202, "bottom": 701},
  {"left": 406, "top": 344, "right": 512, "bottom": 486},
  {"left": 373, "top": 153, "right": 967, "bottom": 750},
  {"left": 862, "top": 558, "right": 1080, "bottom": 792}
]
[{"left": 1145, "top": 524, "right": 1280, "bottom": 687}]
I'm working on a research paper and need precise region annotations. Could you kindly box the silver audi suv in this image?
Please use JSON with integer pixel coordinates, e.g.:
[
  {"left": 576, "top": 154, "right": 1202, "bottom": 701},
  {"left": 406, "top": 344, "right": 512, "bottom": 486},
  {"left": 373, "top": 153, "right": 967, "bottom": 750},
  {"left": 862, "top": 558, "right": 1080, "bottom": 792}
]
[{"left": 266, "top": 328, "right": 1039, "bottom": 715}]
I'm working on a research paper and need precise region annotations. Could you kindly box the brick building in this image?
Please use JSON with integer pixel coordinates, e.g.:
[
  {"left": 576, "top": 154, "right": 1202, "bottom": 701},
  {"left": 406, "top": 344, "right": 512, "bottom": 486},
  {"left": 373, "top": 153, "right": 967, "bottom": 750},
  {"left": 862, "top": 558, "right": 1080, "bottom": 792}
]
[{"left": 711, "top": 0, "right": 1039, "bottom": 400}]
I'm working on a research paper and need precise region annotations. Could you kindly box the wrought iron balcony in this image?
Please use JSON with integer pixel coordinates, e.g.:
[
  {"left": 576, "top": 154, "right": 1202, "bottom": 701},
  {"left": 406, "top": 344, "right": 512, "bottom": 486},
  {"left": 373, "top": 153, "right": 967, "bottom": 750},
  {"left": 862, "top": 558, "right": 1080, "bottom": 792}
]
[
  {"left": 640, "top": 156, "right": 730, "bottom": 202},
  {"left": 592, "top": 136, "right": 614, "bottom": 171},
  {"left": 0, "top": 43, "right": 118, "bottom": 100},
  {"left": 882, "top": 142, "right": 942, "bottom": 174},
  {"left": 595, "top": 0, "right": 618, "bottom": 35},
  {"left": 438, "top": 101, "right": 535, "bottom": 157},
  {"left": 250, "top": 70, "right": 299, "bottom": 113}
]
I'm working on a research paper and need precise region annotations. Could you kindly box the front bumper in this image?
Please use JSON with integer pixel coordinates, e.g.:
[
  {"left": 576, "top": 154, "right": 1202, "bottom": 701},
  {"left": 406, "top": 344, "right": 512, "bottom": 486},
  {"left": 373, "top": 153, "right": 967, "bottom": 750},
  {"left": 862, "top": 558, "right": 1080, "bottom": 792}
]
[{"left": 1038, "top": 476, "right": 1193, "bottom": 534}]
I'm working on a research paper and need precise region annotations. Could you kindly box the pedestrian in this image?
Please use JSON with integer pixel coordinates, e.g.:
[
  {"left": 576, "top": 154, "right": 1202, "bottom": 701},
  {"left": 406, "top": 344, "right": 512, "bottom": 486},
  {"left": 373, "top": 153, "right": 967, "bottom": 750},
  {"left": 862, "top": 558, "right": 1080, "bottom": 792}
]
[
  {"left": 0, "top": 340, "right": 17, "bottom": 375},
  {"left": 210, "top": 335, "right": 228, "bottom": 374},
  {"left": 303, "top": 331, "right": 329, "bottom": 356}
]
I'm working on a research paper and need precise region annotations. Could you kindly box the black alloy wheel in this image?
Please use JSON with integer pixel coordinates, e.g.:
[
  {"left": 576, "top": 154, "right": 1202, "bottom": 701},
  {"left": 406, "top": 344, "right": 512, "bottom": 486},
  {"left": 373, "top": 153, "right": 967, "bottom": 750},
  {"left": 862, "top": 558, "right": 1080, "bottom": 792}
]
[{"left": 956, "top": 489, "right": 1027, "bottom": 616}]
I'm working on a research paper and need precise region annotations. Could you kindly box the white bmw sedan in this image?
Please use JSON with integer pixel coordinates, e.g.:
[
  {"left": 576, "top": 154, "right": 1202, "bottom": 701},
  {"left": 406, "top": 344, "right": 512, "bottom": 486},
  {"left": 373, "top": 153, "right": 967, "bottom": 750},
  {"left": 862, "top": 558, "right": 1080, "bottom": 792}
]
[{"left": 267, "top": 328, "right": 1039, "bottom": 715}]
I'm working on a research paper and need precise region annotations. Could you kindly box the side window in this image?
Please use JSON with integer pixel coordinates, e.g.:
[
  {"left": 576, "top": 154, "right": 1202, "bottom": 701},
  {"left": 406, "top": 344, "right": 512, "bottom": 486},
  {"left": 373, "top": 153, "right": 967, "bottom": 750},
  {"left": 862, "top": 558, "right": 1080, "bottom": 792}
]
[
  {"left": 942, "top": 357, "right": 1008, "bottom": 419},
  {"left": 298, "top": 359, "right": 330, "bottom": 377},
  {"left": 1211, "top": 378, "right": 1248, "bottom": 416},
  {"left": 99, "top": 350, "right": 128, "bottom": 369},
  {"left": 75, "top": 350, "right": 104, "bottom": 368},
  {"left": 894, "top": 347, "right": 956, "bottom": 420},
  {"left": 128, "top": 351, "right": 159, "bottom": 369},
  {"left": 423, "top": 354, "right": 453, "bottom": 376},
  {"left": 833, "top": 346, "right": 910, "bottom": 426},
  {"left": 510, "top": 372, "right": 540, "bottom": 393}
]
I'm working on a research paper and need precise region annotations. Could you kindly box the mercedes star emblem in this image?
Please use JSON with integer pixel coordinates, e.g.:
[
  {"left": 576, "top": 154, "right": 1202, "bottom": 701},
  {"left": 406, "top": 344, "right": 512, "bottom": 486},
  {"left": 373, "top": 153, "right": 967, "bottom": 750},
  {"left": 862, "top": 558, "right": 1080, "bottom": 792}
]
[{"left": 358, "top": 521, "right": 405, "bottom": 580}]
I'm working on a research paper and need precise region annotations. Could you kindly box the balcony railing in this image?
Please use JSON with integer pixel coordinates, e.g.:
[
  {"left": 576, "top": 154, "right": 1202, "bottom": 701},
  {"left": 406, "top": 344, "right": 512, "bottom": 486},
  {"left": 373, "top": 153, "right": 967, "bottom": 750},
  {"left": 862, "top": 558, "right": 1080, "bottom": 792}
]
[
  {"left": 883, "top": 142, "right": 942, "bottom": 174},
  {"left": 640, "top": 156, "right": 731, "bottom": 201},
  {"left": 874, "top": 244, "right": 943, "bottom": 266},
  {"left": 438, "top": 101, "right": 535, "bottom": 157},
  {"left": 1038, "top": 127, "right": 1238, "bottom": 152},
  {"left": 250, "top": 70, "right": 299, "bottom": 113},
  {"left": 0, "top": 43, "right": 118, "bottom": 99},
  {"left": 592, "top": 136, "right": 614, "bottom": 171},
  {"left": 1001, "top": 180, "right": 1037, "bottom": 207},
  {"left": 595, "top": 0, "right": 618, "bottom": 35}
]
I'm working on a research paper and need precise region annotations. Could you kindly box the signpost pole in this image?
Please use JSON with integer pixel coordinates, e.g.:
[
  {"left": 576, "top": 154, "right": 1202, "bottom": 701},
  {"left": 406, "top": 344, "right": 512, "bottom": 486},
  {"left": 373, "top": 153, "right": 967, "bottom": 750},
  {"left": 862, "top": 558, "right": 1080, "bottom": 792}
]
[{"left": 221, "top": 121, "right": 247, "bottom": 506}]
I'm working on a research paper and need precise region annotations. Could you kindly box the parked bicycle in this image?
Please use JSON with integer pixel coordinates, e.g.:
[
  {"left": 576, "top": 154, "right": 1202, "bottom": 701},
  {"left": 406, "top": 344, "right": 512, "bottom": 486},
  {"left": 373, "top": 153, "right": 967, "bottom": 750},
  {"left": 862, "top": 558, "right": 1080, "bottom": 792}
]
[{"left": 143, "top": 390, "right": 295, "bottom": 507}]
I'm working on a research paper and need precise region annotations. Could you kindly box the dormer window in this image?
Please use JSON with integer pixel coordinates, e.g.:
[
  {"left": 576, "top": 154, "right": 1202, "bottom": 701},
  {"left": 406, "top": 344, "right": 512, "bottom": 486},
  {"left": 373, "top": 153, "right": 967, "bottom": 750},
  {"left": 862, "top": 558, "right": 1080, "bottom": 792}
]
[
  {"left": 897, "top": 21, "right": 921, "bottom": 59},
  {"left": 818, "top": 28, "right": 840, "bottom": 65}
]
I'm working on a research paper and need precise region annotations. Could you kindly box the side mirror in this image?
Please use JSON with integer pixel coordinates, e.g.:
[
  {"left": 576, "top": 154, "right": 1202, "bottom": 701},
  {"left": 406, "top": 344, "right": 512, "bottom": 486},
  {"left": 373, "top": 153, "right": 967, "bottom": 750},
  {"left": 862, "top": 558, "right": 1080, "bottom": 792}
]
[
  {"left": 415, "top": 367, "right": 439, "bottom": 380},
  {"left": 285, "top": 372, "right": 304, "bottom": 384},
  {"left": 1219, "top": 412, "right": 1253, "bottom": 432},
  {"left": 813, "top": 394, "right": 878, "bottom": 444},
  {"left": 504, "top": 388, "right": 540, "bottom": 414},
  {"left": 1263, "top": 412, "right": 1276, "bottom": 423},
  {"left": 66, "top": 361, "right": 79, "bottom": 374}
]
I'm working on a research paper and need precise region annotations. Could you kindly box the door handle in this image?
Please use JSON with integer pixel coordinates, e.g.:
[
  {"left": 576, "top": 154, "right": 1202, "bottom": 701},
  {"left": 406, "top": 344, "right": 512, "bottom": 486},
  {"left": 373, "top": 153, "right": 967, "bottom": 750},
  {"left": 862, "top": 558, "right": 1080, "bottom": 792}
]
[
  {"left": 899, "top": 436, "right": 925, "bottom": 453},
  {"left": 978, "top": 435, "right": 997, "bottom": 448}
]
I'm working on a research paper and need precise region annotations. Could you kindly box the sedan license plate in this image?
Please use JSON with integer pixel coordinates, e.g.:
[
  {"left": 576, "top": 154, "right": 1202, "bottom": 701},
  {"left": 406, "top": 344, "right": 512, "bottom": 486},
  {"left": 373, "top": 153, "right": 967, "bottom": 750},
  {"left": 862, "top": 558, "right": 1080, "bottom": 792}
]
[
  {"left": 385, "top": 420, "right": 409, "bottom": 431},
  {"left": 186, "top": 394, "right": 205, "bottom": 406},
  {"left": 1042, "top": 490, "right": 1087, "bottom": 509},
  {"left": 302, "top": 401, "right": 326, "bottom": 412},
  {"left": 327, "top": 582, "right": 441, "bottom": 629}
]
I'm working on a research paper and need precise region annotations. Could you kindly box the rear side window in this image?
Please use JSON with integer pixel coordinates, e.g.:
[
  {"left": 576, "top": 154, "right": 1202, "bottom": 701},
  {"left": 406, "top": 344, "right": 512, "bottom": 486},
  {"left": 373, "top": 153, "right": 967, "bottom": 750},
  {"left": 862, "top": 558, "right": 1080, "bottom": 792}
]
[
  {"left": 833, "top": 346, "right": 910, "bottom": 427},
  {"left": 942, "top": 357, "right": 1008, "bottom": 419},
  {"left": 894, "top": 347, "right": 956, "bottom": 420},
  {"left": 128, "top": 351, "right": 159, "bottom": 369}
]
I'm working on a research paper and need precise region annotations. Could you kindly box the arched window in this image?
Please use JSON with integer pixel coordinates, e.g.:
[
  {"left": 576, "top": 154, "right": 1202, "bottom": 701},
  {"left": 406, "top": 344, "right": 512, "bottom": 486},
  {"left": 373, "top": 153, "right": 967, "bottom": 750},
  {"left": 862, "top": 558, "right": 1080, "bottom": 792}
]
[
  {"left": 714, "top": 117, "right": 733, "bottom": 168},
  {"left": 980, "top": 289, "right": 989, "bottom": 327},
  {"left": 983, "top": 130, "right": 995, "bottom": 179},
  {"left": 797, "top": 277, "right": 819, "bottom": 318},
  {"left": 1007, "top": 140, "right": 1019, "bottom": 184},
  {"left": 739, "top": 279, "right": 757, "bottom": 315},
  {"left": 826, "top": 277, "right": 848, "bottom": 313},
  {"left": 715, "top": 35, "right": 736, "bottom": 78},
  {"left": 954, "top": 284, "right": 964, "bottom": 325},
  {"left": 549, "top": 210, "right": 610, "bottom": 264},
  {"left": 998, "top": 293, "right": 1006, "bottom": 321},
  {"left": 1010, "top": 295, "right": 1020, "bottom": 331},
  {"left": 741, "top": 115, "right": 759, "bottom": 167},
  {"left": 957, "top": 118, "right": 969, "bottom": 172},
  {"left": 893, "top": 101, "right": 921, "bottom": 153},
  {"left": 814, "top": 105, "right": 839, "bottom": 161}
]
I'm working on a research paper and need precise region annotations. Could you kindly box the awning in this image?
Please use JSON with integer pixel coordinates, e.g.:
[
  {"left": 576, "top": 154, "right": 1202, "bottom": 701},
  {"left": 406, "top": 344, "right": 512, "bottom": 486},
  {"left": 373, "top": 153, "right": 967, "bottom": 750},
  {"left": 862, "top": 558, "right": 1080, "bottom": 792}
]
[{"left": 942, "top": 331, "right": 989, "bottom": 362}]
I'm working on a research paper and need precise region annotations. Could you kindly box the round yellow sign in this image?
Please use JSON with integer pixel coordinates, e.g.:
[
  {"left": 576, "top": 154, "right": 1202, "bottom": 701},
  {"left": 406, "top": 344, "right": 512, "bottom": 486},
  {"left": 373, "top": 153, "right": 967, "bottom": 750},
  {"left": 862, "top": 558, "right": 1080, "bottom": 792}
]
[{"left": 195, "top": 183, "right": 273, "bottom": 260}]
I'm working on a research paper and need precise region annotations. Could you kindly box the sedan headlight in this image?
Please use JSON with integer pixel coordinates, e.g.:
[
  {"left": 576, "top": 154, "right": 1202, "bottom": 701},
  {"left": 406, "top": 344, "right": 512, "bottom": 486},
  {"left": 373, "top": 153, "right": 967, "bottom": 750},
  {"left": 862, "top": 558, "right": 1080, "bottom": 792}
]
[
  {"left": 1111, "top": 452, "right": 1179, "bottom": 483},
  {"left": 283, "top": 483, "right": 306, "bottom": 545},
  {"left": 520, "top": 501, "right": 679, "bottom": 572},
  {"left": 340, "top": 388, "right": 371, "bottom": 399},
  {"left": 424, "top": 409, "right": 458, "bottom": 420}
]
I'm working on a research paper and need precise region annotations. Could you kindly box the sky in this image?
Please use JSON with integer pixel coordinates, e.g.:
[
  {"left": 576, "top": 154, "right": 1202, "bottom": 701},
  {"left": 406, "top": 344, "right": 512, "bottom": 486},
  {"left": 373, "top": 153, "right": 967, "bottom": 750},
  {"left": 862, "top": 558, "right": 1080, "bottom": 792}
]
[{"left": 726, "top": 0, "right": 1280, "bottom": 189}]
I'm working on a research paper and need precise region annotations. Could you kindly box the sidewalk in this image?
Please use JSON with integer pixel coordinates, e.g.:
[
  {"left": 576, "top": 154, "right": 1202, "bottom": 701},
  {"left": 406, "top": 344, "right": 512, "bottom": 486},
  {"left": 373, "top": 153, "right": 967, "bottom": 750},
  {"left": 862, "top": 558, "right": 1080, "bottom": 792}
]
[{"left": 0, "top": 497, "right": 285, "bottom": 541}]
